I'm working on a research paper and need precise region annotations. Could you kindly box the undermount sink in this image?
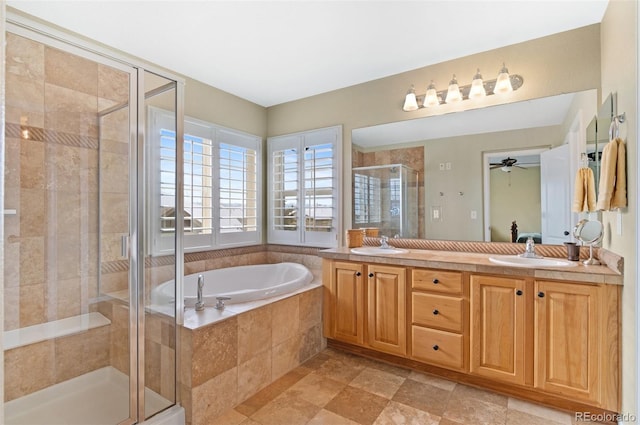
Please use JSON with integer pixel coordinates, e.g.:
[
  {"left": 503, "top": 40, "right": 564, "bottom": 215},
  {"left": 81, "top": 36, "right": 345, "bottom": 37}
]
[
  {"left": 488, "top": 255, "right": 578, "bottom": 268},
  {"left": 350, "top": 247, "right": 409, "bottom": 255}
]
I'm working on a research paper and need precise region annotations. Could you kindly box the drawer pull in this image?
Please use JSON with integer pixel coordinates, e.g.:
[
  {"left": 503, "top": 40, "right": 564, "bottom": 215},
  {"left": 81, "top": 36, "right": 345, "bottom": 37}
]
[
  {"left": 432, "top": 279, "right": 439, "bottom": 284},
  {"left": 368, "top": 273, "right": 374, "bottom": 278},
  {"left": 516, "top": 290, "right": 523, "bottom": 296},
  {"left": 538, "top": 291, "right": 545, "bottom": 298},
  {"left": 433, "top": 345, "right": 439, "bottom": 351},
  {"left": 433, "top": 309, "right": 439, "bottom": 315},
  {"left": 355, "top": 272, "right": 361, "bottom": 277}
]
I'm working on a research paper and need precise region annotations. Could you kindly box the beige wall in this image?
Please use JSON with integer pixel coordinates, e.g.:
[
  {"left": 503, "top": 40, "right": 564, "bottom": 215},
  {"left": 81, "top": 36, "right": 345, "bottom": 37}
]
[
  {"left": 490, "top": 166, "right": 541, "bottom": 242},
  {"left": 600, "top": 0, "right": 638, "bottom": 421}
]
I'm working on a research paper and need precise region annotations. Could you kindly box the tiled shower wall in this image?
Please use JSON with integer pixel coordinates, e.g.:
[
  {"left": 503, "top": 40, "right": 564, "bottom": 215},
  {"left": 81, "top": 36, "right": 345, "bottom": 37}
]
[{"left": 3, "top": 32, "right": 130, "bottom": 401}]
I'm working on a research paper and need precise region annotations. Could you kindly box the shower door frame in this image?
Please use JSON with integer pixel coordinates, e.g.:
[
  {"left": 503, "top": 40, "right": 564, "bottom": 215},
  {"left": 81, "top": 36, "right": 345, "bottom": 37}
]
[{"left": 4, "top": 12, "right": 185, "bottom": 425}]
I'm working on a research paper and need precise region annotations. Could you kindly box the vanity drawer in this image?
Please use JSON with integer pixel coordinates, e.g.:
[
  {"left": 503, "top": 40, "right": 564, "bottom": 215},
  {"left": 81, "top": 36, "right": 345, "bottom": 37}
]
[
  {"left": 412, "top": 269, "right": 463, "bottom": 294},
  {"left": 412, "top": 326, "right": 464, "bottom": 371},
  {"left": 412, "top": 293, "right": 463, "bottom": 333}
]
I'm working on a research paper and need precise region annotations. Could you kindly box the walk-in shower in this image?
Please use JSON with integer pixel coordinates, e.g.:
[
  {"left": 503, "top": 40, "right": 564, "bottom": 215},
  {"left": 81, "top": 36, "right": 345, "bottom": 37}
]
[
  {"left": 3, "top": 17, "right": 184, "bottom": 425},
  {"left": 352, "top": 164, "right": 419, "bottom": 238}
]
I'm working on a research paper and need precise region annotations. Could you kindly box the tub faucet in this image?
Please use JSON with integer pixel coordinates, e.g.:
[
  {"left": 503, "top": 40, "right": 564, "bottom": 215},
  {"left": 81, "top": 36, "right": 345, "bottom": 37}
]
[
  {"left": 521, "top": 236, "right": 537, "bottom": 258},
  {"left": 215, "top": 296, "right": 231, "bottom": 310},
  {"left": 195, "top": 274, "right": 205, "bottom": 311},
  {"left": 380, "top": 235, "right": 390, "bottom": 249}
]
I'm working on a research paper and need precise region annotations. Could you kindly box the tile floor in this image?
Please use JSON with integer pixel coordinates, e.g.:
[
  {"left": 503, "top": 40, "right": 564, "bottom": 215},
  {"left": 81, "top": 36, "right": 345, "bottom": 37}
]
[{"left": 211, "top": 348, "right": 609, "bottom": 425}]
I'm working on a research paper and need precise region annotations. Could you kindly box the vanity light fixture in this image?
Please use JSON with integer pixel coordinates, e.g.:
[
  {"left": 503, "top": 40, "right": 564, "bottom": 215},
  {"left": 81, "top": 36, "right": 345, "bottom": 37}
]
[
  {"left": 494, "top": 63, "right": 513, "bottom": 94},
  {"left": 469, "top": 68, "right": 486, "bottom": 98},
  {"left": 402, "top": 63, "right": 523, "bottom": 111},
  {"left": 403, "top": 85, "right": 419, "bottom": 111},
  {"left": 424, "top": 81, "right": 439, "bottom": 107},
  {"left": 445, "top": 75, "right": 461, "bottom": 103}
]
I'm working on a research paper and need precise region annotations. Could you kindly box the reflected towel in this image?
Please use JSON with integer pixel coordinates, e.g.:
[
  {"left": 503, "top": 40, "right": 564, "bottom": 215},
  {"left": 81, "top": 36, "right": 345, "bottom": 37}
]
[
  {"left": 596, "top": 137, "right": 627, "bottom": 210},
  {"left": 572, "top": 168, "right": 596, "bottom": 212}
]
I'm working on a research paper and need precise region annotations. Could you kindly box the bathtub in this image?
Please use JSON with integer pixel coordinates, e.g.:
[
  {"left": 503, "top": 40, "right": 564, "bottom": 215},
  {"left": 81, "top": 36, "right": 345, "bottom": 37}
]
[{"left": 152, "top": 262, "right": 314, "bottom": 308}]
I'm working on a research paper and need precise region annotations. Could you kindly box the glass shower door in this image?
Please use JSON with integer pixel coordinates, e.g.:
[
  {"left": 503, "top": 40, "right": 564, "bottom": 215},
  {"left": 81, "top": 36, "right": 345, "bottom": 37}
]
[{"left": 3, "top": 23, "right": 181, "bottom": 425}]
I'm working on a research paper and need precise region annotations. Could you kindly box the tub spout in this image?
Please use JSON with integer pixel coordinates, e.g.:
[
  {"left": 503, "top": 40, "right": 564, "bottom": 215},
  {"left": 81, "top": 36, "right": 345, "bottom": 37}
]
[{"left": 195, "top": 275, "right": 205, "bottom": 311}]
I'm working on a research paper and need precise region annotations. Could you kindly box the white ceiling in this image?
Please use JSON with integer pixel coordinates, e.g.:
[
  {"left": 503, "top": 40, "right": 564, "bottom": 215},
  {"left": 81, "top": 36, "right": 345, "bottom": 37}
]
[{"left": 8, "top": 0, "right": 608, "bottom": 107}]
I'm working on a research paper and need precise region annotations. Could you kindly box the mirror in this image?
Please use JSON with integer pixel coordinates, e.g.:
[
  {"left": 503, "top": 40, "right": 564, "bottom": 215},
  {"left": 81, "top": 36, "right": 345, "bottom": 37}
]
[
  {"left": 573, "top": 218, "right": 604, "bottom": 265},
  {"left": 351, "top": 89, "right": 598, "bottom": 244}
]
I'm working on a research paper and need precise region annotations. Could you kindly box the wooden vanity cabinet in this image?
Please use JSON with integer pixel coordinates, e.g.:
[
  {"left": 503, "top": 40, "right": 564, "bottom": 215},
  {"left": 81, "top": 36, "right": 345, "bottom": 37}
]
[
  {"left": 323, "top": 257, "right": 621, "bottom": 413},
  {"left": 366, "top": 264, "right": 406, "bottom": 356},
  {"left": 325, "top": 261, "right": 365, "bottom": 345},
  {"left": 470, "top": 275, "right": 528, "bottom": 386},
  {"left": 534, "top": 280, "right": 620, "bottom": 411},
  {"left": 324, "top": 260, "right": 406, "bottom": 355},
  {"left": 410, "top": 268, "right": 467, "bottom": 372}
]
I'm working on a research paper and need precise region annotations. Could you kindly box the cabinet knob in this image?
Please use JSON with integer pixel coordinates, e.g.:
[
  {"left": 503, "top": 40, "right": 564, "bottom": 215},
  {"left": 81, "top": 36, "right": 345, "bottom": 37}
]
[
  {"left": 355, "top": 272, "right": 361, "bottom": 277},
  {"left": 432, "top": 279, "right": 439, "bottom": 284},
  {"left": 538, "top": 291, "right": 545, "bottom": 298},
  {"left": 432, "top": 345, "right": 439, "bottom": 351},
  {"left": 516, "top": 290, "right": 523, "bottom": 296},
  {"left": 563, "top": 230, "right": 570, "bottom": 236},
  {"left": 368, "top": 273, "right": 374, "bottom": 278},
  {"left": 433, "top": 309, "right": 439, "bottom": 315}
]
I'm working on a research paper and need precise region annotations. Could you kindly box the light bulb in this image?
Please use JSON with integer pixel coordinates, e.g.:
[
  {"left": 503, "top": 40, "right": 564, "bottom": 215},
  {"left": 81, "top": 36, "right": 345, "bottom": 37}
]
[
  {"left": 494, "top": 63, "right": 513, "bottom": 94},
  {"left": 469, "top": 68, "right": 486, "bottom": 98},
  {"left": 445, "top": 74, "right": 461, "bottom": 103},
  {"left": 423, "top": 81, "right": 439, "bottom": 107},
  {"left": 403, "top": 85, "right": 418, "bottom": 111}
]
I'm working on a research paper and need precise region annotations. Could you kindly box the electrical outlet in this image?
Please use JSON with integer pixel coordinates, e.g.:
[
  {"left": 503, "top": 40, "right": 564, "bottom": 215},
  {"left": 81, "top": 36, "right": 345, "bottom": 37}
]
[
  {"left": 445, "top": 162, "right": 452, "bottom": 170},
  {"left": 470, "top": 210, "right": 477, "bottom": 220},
  {"left": 431, "top": 206, "right": 442, "bottom": 221}
]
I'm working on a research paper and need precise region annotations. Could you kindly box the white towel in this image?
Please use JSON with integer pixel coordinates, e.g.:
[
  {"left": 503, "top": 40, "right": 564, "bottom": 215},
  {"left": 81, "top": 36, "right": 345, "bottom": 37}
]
[{"left": 596, "top": 137, "right": 627, "bottom": 210}]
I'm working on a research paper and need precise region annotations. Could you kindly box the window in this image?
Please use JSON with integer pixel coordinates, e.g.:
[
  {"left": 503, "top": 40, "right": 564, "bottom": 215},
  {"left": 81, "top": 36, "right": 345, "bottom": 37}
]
[
  {"left": 149, "top": 107, "right": 261, "bottom": 254},
  {"left": 353, "top": 173, "right": 381, "bottom": 224},
  {"left": 267, "top": 126, "right": 341, "bottom": 247}
]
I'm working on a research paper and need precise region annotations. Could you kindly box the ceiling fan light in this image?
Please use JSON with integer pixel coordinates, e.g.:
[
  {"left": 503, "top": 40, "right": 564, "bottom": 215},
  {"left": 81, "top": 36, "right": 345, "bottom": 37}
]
[
  {"left": 403, "top": 85, "right": 419, "bottom": 111},
  {"left": 494, "top": 63, "right": 513, "bottom": 94},
  {"left": 424, "top": 81, "right": 439, "bottom": 107},
  {"left": 501, "top": 165, "right": 512, "bottom": 173},
  {"left": 469, "top": 68, "right": 486, "bottom": 98},
  {"left": 445, "top": 74, "right": 461, "bottom": 103}
]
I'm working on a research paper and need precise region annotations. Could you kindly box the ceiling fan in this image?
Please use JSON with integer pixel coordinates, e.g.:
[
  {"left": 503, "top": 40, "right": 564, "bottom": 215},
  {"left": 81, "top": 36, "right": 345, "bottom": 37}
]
[{"left": 490, "top": 157, "right": 527, "bottom": 172}]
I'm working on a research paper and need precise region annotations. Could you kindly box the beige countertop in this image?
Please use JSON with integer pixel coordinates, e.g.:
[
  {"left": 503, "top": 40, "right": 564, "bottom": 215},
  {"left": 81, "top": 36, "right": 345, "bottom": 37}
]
[{"left": 318, "top": 247, "right": 623, "bottom": 285}]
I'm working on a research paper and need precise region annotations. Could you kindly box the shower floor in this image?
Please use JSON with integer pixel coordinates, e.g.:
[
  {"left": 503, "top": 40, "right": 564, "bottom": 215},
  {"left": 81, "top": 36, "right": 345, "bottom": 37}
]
[{"left": 5, "top": 366, "right": 172, "bottom": 425}]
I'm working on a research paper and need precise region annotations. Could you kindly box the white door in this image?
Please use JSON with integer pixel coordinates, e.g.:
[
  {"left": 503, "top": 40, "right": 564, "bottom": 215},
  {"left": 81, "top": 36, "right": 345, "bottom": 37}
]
[{"left": 540, "top": 144, "right": 572, "bottom": 244}]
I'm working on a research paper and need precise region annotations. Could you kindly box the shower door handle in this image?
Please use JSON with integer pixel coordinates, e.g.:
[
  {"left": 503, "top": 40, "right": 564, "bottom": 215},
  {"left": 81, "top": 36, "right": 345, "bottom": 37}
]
[{"left": 121, "top": 235, "right": 130, "bottom": 259}]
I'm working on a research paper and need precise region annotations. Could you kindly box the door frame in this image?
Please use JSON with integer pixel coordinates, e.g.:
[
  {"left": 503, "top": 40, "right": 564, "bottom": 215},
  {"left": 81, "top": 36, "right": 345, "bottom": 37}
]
[{"left": 482, "top": 146, "right": 549, "bottom": 242}]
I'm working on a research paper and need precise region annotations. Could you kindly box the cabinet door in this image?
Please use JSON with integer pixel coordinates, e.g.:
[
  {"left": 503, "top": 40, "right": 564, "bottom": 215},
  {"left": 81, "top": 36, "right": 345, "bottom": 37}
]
[
  {"left": 331, "top": 261, "right": 365, "bottom": 345},
  {"left": 470, "top": 275, "right": 526, "bottom": 385},
  {"left": 535, "top": 280, "right": 600, "bottom": 404},
  {"left": 367, "top": 264, "right": 407, "bottom": 356}
]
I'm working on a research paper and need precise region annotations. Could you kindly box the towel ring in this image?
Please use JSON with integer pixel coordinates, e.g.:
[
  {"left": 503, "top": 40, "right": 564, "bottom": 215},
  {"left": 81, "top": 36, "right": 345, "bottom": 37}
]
[{"left": 609, "top": 112, "right": 626, "bottom": 140}]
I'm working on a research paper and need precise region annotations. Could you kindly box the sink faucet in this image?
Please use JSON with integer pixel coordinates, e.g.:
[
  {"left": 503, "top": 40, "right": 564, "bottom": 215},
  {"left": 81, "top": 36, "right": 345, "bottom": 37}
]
[
  {"left": 521, "top": 236, "right": 537, "bottom": 258},
  {"left": 195, "top": 274, "right": 205, "bottom": 311},
  {"left": 380, "top": 235, "right": 390, "bottom": 249}
]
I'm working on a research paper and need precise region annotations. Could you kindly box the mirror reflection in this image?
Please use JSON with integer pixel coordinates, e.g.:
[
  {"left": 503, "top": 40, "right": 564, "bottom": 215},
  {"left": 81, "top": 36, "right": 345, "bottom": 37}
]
[{"left": 351, "top": 89, "right": 598, "bottom": 244}]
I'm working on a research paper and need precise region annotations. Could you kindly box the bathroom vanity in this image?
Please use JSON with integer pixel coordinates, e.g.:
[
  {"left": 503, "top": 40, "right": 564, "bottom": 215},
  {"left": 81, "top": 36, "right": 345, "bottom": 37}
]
[{"left": 319, "top": 247, "right": 622, "bottom": 415}]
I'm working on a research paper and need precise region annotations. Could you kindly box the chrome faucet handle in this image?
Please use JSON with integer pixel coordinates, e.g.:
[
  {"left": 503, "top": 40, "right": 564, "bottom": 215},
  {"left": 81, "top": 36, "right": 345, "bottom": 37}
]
[
  {"left": 380, "top": 235, "right": 390, "bottom": 249},
  {"left": 215, "top": 296, "right": 231, "bottom": 310}
]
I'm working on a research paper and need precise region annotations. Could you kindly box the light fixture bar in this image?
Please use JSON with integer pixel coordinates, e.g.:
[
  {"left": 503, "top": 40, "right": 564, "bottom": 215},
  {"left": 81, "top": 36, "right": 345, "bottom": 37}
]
[{"left": 404, "top": 74, "right": 524, "bottom": 111}]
